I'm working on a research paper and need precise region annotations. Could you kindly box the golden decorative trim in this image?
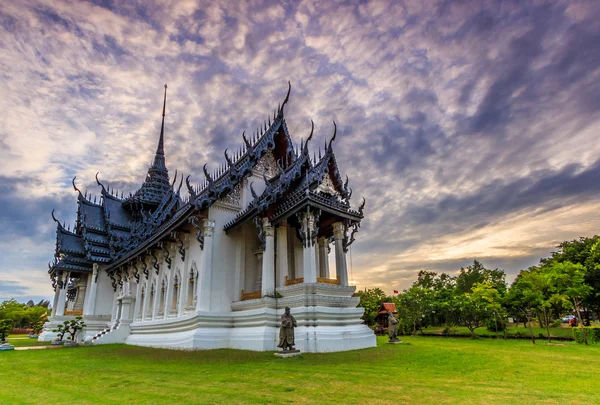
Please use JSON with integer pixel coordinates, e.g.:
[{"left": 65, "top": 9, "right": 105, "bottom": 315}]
[
  {"left": 64, "top": 310, "right": 83, "bottom": 316},
  {"left": 285, "top": 276, "right": 304, "bottom": 286},
  {"left": 317, "top": 277, "right": 340, "bottom": 285},
  {"left": 240, "top": 289, "right": 262, "bottom": 301}
]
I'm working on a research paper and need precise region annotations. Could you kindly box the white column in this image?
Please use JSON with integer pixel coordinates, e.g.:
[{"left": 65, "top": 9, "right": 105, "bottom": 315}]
[
  {"left": 276, "top": 221, "right": 289, "bottom": 288},
  {"left": 141, "top": 276, "right": 150, "bottom": 320},
  {"left": 163, "top": 262, "right": 172, "bottom": 319},
  {"left": 333, "top": 222, "right": 348, "bottom": 286},
  {"left": 55, "top": 272, "right": 69, "bottom": 316},
  {"left": 318, "top": 237, "right": 330, "bottom": 278},
  {"left": 152, "top": 265, "right": 163, "bottom": 321},
  {"left": 133, "top": 276, "right": 142, "bottom": 320},
  {"left": 254, "top": 250, "right": 263, "bottom": 291},
  {"left": 177, "top": 267, "right": 186, "bottom": 316},
  {"left": 302, "top": 212, "right": 318, "bottom": 283},
  {"left": 262, "top": 219, "right": 275, "bottom": 296},
  {"left": 196, "top": 220, "right": 215, "bottom": 311},
  {"left": 51, "top": 283, "right": 60, "bottom": 317},
  {"left": 83, "top": 264, "right": 99, "bottom": 316}
]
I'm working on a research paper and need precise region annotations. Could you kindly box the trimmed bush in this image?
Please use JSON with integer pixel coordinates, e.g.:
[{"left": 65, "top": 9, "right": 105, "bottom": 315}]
[
  {"left": 573, "top": 327, "right": 600, "bottom": 344},
  {"left": 550, "top": 319, "right": 562, "bottom": 328}
]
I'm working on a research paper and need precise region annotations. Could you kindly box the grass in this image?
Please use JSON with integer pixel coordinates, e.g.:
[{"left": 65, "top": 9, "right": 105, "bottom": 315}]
[
  {"left": 6, "top": 338, "right": 52, "bottom": 348},
  {"left": 421, "top": 323, "right": 576, "bottom": 338},
  {"left": 0, "top": 336, "right": 598, "bottom": 404}
]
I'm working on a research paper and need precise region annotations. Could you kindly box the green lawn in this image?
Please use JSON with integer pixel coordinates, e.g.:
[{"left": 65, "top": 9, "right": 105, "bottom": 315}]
[
  {"left": 0, "top": 336, "right": 598, "bottom": 404},
  {"left": 6, "top": 338, "right": 52, "bottom": 348},
  {"left": 421, "top": 323, "right": 576, "bottom": 338}
]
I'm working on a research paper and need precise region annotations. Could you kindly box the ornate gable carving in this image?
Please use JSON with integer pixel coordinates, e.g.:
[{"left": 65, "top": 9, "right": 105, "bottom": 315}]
[
  {"left": 317, "top": 172, "right": 338, "bottom": 196},
  {"left": 253, "top": 150, "right": 278, "bottom": 180}
]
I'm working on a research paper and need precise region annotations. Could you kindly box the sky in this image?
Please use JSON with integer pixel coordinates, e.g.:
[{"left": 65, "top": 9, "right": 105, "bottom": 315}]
[{"left": 1, "top": 0, "right": 599, "bottom": 303}]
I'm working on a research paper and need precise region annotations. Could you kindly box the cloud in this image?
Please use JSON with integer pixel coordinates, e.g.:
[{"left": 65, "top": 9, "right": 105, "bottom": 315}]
[{"left": 0, "top": 0, "right": 599, "bottom": 300}]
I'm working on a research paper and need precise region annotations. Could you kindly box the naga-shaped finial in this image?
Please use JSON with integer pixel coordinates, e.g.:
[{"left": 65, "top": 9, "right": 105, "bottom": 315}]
[
  {"left": 328, "top": 121, "right": 337, "bottom": 150},
  {"left": 224, "top": 149, "right": 233, "bottom": 167},
  {"left": 304, "top": 119, "right": 314, "bottom": 155},
  {"left": 95, "top": 172, "right": 107, "bottom": 194},
  {"left": 51, "top": 209, "right": 59, "bottom": 224},
  {"left": 186, "top": 175, "right": 197, "bottom": 199},
  {"left": 358, "top": 197, "right": 366, "bottom": 216},
  {"left": 250, "top": 181, "right": 258, "bottom": 199},
  {"left": 280, "top": 81, "right": 291, "bottom": 114},
  {"left": 203, "top": 164, "right": 213, "bottom": 185},
  {"left": 171, "top": 169, "right": 178, "bottom": 189},
  {"left": 176, "top": 174, "right": 183, "bottom": 195}
]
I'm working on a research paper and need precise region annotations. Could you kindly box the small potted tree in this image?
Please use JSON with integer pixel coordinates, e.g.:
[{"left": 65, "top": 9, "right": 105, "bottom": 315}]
[
  {"left": 64, "top": 317, "right": 86, "bottom": 347},
  {"left": 0, "top": 319, "right": 14, "bottom": 351},
  {"left": 29, "top": 321, "right": 43, "bottom": 338},
  {"left": 52, "top": 321, "right": 69, "bottom": 345}
]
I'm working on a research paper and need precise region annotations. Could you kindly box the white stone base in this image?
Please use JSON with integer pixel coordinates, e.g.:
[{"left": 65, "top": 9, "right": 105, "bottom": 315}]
[
  {"left": 123, "top": 304, "right": 376, "bottom": 353},
  {"left": 274, "top": 351, "right": 301, "bottom": 358}
]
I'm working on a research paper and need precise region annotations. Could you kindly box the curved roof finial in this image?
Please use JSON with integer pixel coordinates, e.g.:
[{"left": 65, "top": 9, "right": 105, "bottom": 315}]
[
  {"left": 176, "top": 174, "right": 183, "bottom": 195},
  {"left": 304, "top": 119, "right": 314, "bottom": 155},
  {"left": 51, "top": 209, "right": 59, "bottom": 224},
  {"left": 95, "top": 172, "right": 107, "bottom": 194},
  {"left": 72, "top": 176, "right": 81, "bottom": 194},
  {"left": 203, "top": 164, "right": 213, "bottom": 184},
  {"left": 224, "top": 149, "right": 233, "bottom": 167},
  {"left": 171, "top": 169, "right": 178, "bottom": 188},
  {"left": 358, "top": 197, "right": 366, "bottom": 216},
  {"left": 280, "top": 81, "right": 291, "bottom": 114},
  {"left": 328, "top": 121, "right": 337, "bottom": 151}
]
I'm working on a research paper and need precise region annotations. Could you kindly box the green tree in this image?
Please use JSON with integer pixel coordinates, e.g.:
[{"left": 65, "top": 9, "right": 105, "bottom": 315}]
[
  {"left": 395, "top": 286, "right": 433, "bottom": 336},
  {"left": 456, "top": 260, "right": 506, "bottom": 295},
  {"left": 0, "top": 319, "right": 12, "bottom": 342},
  {"left": 356, "top": 288, "right": 389, "bottom": 325},
  {"left": 506, "top": 269, "right": 545, "bottom": 344},
  {"left": 545, "top": 261, "right": 592, "bottom": 345}
]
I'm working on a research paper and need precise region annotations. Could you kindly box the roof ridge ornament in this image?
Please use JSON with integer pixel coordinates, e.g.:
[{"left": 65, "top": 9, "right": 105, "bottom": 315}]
[
  {"left": 328, "top": 121, "right": 337, "bottom": 151},
  {"left": 279, "top": 81, "right": 291, "bottom": 115},
  {"left": 303, "top": 119, "right": 314, "bottom": 156},
  {"left": 95, "top": 172, "right": 107, "bottom": 195}
]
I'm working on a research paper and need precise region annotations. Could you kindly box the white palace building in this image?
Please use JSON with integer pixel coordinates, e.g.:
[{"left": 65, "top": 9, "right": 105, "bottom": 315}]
[{"left": 40, "top": 84, "right": 376, "bottom": 352}]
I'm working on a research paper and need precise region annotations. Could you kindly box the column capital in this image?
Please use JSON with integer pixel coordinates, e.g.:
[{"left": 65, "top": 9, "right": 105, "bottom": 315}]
[
  {"left": 203, "top": 219, "right": 216, "bottom": 237},
  {"left": 333, "top": 222, "right": 345, "bottom": 239}
]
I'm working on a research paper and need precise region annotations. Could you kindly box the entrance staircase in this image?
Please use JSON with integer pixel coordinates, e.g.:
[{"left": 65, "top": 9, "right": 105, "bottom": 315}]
[{"left": 91, "top": 319, "right": 125, "bottom": 344}]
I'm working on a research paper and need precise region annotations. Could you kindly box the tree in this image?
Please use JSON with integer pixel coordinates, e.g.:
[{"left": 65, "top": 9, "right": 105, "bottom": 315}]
[
  {"left": 456, "top": 260, "right": 506, "bottom": 295},
  {"left": 53, "top": 317, "right": 86, "bottom": 343},
  {"left": 395, "top": 286, "right": 433, "bottom": 336},
  {"left": 356, "top": 288, "right": 389, "bottom": 325},
  {"left": 548, "top": 236, "right": 600, "bottom": 321},
  {"left": 545, "top": 261, "right": 592, "bottom": 345},
  {"left": 31, "top": 321, "right": 44, "bottom": 336},
  {"left": 0, "top": 319, "right": 12, "bottom": 342},
  {"left": 506, "top": 269, "right": 545, "bottom": 344},
  {"left": 471, "top": 281, "right": 506, "bottom": 339}
]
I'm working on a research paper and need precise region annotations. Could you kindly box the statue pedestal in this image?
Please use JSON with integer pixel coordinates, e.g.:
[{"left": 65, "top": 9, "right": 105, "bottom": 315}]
[{"left": 274, "top": 350, "right": 301, "bottom": 358}]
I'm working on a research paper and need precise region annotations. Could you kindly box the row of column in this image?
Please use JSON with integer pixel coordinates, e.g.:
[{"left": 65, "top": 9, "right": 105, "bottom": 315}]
[
  {"left": 135, "top": 219, "right": 215, "bottom": 321},
  {"left": 260, "top": 213, "right": 349, "bottom": 297}
]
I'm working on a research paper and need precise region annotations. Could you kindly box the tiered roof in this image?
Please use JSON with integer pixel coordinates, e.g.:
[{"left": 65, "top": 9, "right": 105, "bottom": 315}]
[{"left": 49, "top": 82, "right": 365, "bottom": 287}]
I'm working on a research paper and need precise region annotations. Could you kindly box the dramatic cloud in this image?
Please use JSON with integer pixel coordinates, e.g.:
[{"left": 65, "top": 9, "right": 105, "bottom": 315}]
[{"left": 1, "top": 0, "right": 599, "bottom": 301}]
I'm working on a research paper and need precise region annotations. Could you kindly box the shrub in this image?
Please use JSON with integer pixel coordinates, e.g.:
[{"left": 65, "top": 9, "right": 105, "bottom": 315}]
[
  {"left": 550, "top": 319, "right": 562, "bottom": 328},
  {"left": 486, "top": 319, "right": 505, "bottom": 332},
  {"left": 573, "top": 327, "right": 600, "bottom": 345}
]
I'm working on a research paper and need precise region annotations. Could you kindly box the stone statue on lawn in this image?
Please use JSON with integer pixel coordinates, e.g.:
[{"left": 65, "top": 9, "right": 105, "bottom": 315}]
[
  {"left": 387, "top": 311, "right": 401, "bottom": 343},
  {"left": 278, "top": 307, "right": 298, "bottom": 352}
]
